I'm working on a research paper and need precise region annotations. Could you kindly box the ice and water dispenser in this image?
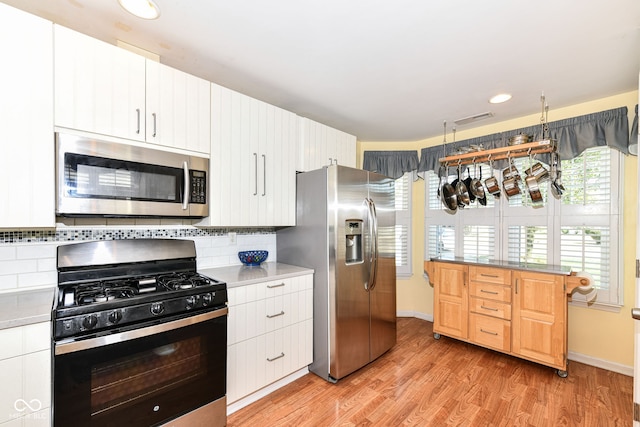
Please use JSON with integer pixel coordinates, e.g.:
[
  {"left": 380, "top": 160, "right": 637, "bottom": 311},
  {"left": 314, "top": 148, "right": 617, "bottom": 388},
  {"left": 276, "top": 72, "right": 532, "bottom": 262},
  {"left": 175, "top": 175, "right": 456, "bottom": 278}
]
[{"left": 345, "top": 220, "right": 363, "bottom": 263}]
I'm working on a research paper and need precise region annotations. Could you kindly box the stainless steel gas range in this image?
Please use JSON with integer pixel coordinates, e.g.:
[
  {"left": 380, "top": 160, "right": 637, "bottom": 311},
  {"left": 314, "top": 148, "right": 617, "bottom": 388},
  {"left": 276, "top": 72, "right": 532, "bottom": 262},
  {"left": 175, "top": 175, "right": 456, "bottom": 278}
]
[{"left": 52, "top": 239, "right": 228, "bottom": 427}]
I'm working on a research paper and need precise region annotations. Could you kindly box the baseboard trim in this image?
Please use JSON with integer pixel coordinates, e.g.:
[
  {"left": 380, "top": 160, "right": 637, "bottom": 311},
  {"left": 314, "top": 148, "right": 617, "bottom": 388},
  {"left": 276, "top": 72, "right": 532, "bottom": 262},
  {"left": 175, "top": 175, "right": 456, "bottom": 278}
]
[
  {"left": 226, "top": 367, "right": 310, "bottom": 415},
  {"left": 397, "top": 310, "right": 433, "bottom": 322},
  {"left": 567, "top": 351, "right": 633, "bottom": 377}
]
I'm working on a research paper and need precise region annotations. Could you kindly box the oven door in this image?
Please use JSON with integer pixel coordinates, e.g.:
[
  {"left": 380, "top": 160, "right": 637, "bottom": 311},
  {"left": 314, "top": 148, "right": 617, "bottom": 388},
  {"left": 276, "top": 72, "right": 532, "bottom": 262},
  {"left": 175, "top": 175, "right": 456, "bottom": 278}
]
[{"left": 53, "top": 308, "right": 227, "bottom": 427}]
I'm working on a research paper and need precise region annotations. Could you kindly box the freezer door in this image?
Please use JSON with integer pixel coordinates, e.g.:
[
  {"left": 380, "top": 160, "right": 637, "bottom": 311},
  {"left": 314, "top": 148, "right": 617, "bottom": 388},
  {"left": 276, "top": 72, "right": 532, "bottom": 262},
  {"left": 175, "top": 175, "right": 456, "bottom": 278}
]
[
  {"left": 330, "top": 166, "right": 371, "bottom": 379},
  {"left": 368, "top": 171, "right": 397, "bottom": 360}
]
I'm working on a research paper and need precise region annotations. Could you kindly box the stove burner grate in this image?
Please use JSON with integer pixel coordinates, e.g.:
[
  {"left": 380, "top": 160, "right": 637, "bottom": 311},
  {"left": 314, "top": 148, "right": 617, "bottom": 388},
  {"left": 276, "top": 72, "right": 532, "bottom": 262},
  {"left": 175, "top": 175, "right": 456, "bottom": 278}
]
[
  {"left": 157, "top": 272, "right": 211, "bottom": 291},
  {"left": 75, "top": 281, "right": 138, "bottom": 306}
]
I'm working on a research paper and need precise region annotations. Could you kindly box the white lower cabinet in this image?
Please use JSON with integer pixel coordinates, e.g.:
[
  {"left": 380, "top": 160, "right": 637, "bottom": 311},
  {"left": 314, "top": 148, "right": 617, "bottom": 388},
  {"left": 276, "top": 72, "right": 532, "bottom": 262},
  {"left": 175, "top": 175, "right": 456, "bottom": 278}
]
[
  {"left": 0, "top": 322, "right": 51, "bottom": 427},
  {"left": 227, "top": 274, "right": 313, "bottom": 404}
]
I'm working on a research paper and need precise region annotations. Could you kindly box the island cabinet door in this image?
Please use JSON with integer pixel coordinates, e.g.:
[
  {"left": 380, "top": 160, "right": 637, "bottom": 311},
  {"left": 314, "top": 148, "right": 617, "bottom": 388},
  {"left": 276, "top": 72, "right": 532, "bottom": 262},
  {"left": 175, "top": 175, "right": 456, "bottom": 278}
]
[
  {"left": 433, "top": 263, "right": 469, "bottom": 340},
  {"left": 511, "top": 270, "right": 566, "bottom": 369}
]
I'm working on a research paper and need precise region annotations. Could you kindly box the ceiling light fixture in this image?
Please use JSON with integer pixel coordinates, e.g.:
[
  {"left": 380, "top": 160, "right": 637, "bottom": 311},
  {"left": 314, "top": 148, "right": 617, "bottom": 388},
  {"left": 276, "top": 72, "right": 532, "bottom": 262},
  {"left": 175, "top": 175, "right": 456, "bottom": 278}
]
[
  {"left": 118, "top": 0, "right": 160, "bottom": 20},
  {"left": 489, "top": 93, "right": 512, "bottom": 104}
]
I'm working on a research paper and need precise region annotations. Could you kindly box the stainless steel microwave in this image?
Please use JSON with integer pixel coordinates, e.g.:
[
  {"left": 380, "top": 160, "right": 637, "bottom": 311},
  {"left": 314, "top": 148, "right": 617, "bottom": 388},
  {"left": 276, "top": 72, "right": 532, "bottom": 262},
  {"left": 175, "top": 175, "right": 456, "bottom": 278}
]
[{"left": 55, "top": 133, "right": 209, "bottom": 218}]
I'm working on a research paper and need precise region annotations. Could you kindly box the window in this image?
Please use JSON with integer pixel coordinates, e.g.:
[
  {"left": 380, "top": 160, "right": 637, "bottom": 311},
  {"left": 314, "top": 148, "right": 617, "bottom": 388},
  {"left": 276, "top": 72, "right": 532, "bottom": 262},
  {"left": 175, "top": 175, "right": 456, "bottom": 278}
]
[
  {"left": 394, "top": 172, "right": 412, "bottom": 277},
  {"left": 424, "top": 146, "right": 622, "bottom": 307}
]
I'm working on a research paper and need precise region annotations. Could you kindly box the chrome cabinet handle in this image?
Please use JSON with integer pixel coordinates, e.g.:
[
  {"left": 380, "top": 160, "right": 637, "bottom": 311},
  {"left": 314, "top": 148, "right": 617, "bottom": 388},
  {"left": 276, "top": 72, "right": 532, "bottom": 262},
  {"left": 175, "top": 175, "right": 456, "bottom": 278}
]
[
  {"left": 136, "top": 108, "right": 141, "bottom": 134},
  {"left": 266, "top": 310, "right": 285, "bottom": 319},
  {"left": 329, "top": 157, "right": 333, "bottom": 165},
  {"left": 480, "top": 305, "right": 498, "bottom": 311},
  {"left": 515, "top": 278, "right": 519, "bottom": 294},
  {"left": 262, "top": 154, "right": 266, "bottom": 196},
  {"left": 480, "top": 329, "right": 498, "bottom": 336},
  {"left": 253, "top": 153, "right": 258, "bottom": 195},
  {"left": 267, "top": 283, "right": 285, "bottom": 289},
  {"left": 480, "top": 273, "right": 499, "bottom": 278},
  {"left": 266, "top": 352, "right": 285, "bottom": 362},
  {"left": 632, "top": 308, "right": 640, "bottom": 320},
  {"left": 152, "top": 112, "right": 157, "bottom": 137},
  {"left": 182, "top": 161, "right": 189, "bottom": 210}
]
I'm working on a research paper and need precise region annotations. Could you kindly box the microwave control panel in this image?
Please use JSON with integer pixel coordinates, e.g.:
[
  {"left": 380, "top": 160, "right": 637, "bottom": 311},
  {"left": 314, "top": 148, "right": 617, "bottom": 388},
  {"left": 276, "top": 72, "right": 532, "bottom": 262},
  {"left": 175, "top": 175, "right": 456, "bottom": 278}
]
[{"left": 190, "top": 170, "right": 207, "bottom": 204}]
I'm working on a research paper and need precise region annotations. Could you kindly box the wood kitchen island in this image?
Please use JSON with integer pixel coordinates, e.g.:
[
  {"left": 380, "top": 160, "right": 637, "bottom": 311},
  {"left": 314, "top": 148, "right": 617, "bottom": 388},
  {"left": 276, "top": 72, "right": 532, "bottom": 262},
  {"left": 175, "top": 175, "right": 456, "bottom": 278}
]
[{"left": 424, "top": 257, "right": 590, "bottom": 377}]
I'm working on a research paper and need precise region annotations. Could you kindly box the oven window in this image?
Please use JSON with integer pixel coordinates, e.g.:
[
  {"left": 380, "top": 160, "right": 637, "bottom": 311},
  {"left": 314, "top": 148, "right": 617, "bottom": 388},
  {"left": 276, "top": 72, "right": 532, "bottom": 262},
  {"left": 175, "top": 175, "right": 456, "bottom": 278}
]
[
  {"left": 54, "top": 314, "right": 226, "bottom": 427},
  {"left": 91, "top": 336, "right": 205, "bottom": 416},
  {"left": 64, "top": 153, "right": 183, "bottom": 202}
]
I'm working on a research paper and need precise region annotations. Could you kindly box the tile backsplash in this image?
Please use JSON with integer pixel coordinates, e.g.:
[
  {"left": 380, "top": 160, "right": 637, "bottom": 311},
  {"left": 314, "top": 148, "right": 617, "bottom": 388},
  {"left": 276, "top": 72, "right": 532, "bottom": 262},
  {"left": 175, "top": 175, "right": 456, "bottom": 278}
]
[{"left": 0, "top": 226, "right": 277, "bottom": 293}]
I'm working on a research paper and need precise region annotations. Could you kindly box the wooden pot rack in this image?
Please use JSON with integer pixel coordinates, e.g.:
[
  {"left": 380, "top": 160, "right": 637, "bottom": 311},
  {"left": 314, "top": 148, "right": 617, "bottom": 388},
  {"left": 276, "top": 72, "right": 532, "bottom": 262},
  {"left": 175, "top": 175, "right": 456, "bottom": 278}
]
[{"left": 439, "top": 139, "right": 556, "bottom": 167}]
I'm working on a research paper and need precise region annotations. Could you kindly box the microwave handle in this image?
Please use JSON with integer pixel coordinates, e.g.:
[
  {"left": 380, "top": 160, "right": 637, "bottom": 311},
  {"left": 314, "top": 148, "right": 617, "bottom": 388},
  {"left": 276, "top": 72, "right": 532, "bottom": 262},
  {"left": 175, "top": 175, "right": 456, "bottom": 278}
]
[{"left": 182, "top": 161, "right": 190, "bottom": 210}]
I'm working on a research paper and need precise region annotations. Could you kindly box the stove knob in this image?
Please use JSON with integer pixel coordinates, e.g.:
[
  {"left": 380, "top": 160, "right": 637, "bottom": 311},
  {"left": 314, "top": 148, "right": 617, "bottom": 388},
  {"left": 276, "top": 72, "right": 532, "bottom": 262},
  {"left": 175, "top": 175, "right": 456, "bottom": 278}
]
[
  {"left": 202, "top": 293, "right": 213, "bottom": 306},
  {"left": 185, "top": 295, "right": 199, "bottom": 309},
  {"left": 150, "top": 302, "right": 165, "bottom": 316},
  {"left": 83, "top": 314, "right": 98, "bottom": 330},
  {"left": 108, "top": 310, "right": 123, "bottom": 324}
]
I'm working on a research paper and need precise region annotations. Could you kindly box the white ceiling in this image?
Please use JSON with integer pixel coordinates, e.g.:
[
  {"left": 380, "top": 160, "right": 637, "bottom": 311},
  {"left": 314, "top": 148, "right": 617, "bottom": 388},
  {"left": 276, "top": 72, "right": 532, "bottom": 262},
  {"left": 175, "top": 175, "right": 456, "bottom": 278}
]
[{"left": 4, "top": 0, "right": 640, "bottom": 141}]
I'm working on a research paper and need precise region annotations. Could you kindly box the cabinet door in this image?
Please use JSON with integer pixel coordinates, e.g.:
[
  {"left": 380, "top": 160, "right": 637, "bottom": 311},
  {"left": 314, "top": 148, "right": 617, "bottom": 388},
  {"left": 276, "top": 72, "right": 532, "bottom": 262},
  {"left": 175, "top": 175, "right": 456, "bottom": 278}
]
[
  {"left": 0, "top": 4, "right": 54, "bottom": 228},
  {"left": 512, "top": 271, "right": 566, "bottom": 368},
  {"left": 206, "top": 83, "right": 296, "bottom": 226},
  {"left": 54, "top": 25, "right": 146, "bottom": 141},
  {"left": 433, "top": 262, "right": 469, "bottom": 339},
  {"left": 145, "top": 61, "right": 211, "bottom": 154},
  {"left": 298, "top": 117, "right": 356, "bottom": 171}
]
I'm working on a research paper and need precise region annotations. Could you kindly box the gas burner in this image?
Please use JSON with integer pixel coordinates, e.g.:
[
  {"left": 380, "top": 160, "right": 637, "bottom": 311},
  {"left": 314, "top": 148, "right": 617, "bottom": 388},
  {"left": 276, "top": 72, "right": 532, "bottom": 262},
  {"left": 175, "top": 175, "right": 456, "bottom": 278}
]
[
  {"left": 157, "top": 272, "right": 211, "bottom": 291},
  {"left": 75, "top": 282, "right": 138, "bottom": 306}
]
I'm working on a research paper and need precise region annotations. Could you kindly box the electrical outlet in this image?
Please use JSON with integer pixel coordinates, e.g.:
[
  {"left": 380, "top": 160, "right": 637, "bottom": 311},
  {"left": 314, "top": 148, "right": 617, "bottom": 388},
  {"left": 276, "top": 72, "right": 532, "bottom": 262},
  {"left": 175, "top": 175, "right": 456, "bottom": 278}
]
[{"left": 229, "top": 232, "right": 236, "bottom": 244}]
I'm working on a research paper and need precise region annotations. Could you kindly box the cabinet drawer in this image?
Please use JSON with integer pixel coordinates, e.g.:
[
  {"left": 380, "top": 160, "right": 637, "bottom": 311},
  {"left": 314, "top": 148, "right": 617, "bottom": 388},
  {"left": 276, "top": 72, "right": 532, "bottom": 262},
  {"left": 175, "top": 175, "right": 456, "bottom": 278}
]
[
  {"left": 470, "top": 297, "right": 511, "bottom": 320},
  {"left": 227, "top": 274, "right": 313, "bottom": 306},
  {"left": 228, "top": 288, "right": 313, "bottom": 345},
  {"left": 470, "top": 266, "right": 510, "bottom": 285},
  {"left": 469, "top": 281, "right": 511, "bottom": 303},
  {"left": 469, "top": 313, "right": 511, "bottom": 352},
  {"left": 227, "top": 319, "right": 312, "bottom": 403}
]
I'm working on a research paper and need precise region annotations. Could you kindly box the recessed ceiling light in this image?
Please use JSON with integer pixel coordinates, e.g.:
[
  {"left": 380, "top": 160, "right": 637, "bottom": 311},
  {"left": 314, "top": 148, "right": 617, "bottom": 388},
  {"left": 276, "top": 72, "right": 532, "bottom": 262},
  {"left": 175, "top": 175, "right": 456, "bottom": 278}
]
[
  {"left": 489, "top": 93, "right": 512, "bottom": 104},
  {"left": 118, "top": 0, "right": 161, "bottom": 20}
]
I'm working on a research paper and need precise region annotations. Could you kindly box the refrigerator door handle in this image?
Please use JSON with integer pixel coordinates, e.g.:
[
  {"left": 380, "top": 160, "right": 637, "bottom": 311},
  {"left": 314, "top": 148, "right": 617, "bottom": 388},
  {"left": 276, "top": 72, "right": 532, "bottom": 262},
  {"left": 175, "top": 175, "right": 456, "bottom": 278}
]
[{"left": 366, "top": 198, "right": 379, "bottom": 291}]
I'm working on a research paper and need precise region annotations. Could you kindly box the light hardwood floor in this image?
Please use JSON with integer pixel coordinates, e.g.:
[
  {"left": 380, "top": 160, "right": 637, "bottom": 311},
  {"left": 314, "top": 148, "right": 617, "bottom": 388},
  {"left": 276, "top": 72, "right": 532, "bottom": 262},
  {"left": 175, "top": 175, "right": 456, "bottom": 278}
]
[{"left": 227, "top": 317, "right": 633, "bottom": 426}]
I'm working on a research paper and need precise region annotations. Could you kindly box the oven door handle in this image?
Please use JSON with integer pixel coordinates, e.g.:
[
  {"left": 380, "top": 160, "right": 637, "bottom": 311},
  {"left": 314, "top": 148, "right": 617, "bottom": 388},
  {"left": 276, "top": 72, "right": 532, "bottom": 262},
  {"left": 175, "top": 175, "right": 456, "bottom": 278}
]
[{"left": 55, "top": 307, "right": 228, "bottom": 356}]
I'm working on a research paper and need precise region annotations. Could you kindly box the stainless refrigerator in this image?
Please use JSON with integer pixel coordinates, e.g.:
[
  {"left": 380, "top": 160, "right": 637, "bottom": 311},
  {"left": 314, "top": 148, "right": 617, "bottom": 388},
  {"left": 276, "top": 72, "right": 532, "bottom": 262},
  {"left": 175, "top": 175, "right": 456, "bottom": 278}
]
[{"left": 277, "top": 165, "right": 396, "bottom": 382}]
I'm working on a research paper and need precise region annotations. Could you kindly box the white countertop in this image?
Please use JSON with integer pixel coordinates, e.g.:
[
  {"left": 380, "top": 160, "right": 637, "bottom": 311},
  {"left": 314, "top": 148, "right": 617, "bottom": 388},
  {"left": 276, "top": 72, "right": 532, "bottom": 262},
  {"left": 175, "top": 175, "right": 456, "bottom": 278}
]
[
  {"left": 200, "top": 262, "right": 314, "bottom": 288},
  {"left": 0, "top": 287, "right": 54, "bottom": 330}
]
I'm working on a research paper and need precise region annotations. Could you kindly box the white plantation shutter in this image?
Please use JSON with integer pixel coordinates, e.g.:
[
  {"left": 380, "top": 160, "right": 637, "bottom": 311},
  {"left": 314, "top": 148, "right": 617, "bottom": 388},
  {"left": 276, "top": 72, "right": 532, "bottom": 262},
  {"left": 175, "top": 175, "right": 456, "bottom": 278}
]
[
  {"left": 394, "top": 172, "right": 412, "bottom": 276},
  {"left": 508, "top": 225, "right": 549, "bottom": 264},
  {"left": 462, "top": 225, "right": 495, "bottom": 261},
  {"left": 424, "top": 146, "right": 622, "bottom": 307}
]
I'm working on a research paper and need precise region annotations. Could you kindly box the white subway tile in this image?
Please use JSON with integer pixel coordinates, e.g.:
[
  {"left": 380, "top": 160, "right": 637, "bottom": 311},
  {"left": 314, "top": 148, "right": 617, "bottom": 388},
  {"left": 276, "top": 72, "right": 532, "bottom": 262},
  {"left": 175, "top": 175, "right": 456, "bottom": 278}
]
[
  {"left": 16, "top": 244, "right": 56, "bottom": 260},
  {"left": 0, "top": 247, "right": 16, "bottom": 261},
  {"left": 18, "top": 272, "right": 56, "bottom": 289},
  {"left": 0, "top": 274, "right": 18, "bottom": 291},
  {"left": 0, "top": 260, "right": 37, "bottom": 276}
]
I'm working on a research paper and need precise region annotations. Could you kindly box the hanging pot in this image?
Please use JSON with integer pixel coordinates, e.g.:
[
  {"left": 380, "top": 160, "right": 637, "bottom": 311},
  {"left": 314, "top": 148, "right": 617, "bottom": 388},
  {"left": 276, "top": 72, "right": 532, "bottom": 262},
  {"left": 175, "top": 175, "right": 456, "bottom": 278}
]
[
  {"left": 463, "top": 167, "right": 476, "bottom": 203},
  {"left": 525, "top": 162, "right": 549, "bottom": 183},
  {"left": 440, "top": 166, "right": 458, "bottom": 211},
  {"left": 484, "top": 159, "right": 501, "bottom": 198},
  {"left": 525, "top": 174, "right": 543, "bottom": 204},
  {"left": 469, "top": 163, "right": 486, "bottom": 200},
  {"left": 502, "top": 176, "right": 521, "bottom": 198},
  {"left": 454, "top": 166, "right": 470, "bottom": 207}
]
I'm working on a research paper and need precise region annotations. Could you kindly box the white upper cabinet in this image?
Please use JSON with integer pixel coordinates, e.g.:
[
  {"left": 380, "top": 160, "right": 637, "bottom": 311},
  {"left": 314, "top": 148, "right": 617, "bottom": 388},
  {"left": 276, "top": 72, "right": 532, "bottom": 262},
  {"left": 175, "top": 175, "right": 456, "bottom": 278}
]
[
  {"left": 54, "top": 25, "right": 146, "bottom": 142},
  {"left": 54, "top": 25, "right": 211, "bottom": 154},
  {"left": 201, "top": 83, "right": 297, "bottom": 227},
  {"left": 298, "top": 117, "right": 356, "bottom": 171},
  {"left": 0, "top": 3, "right": 55, "bottom": 228},
  {"left": 145, "top": 60, "right": 211, "bottom": 154}
]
